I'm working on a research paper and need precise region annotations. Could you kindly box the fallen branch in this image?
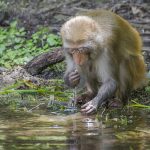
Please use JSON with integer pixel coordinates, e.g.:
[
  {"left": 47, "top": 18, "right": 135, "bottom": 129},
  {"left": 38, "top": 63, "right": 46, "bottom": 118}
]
[{"left": 24, "top": 47, "right": 65, "bottom": 75}]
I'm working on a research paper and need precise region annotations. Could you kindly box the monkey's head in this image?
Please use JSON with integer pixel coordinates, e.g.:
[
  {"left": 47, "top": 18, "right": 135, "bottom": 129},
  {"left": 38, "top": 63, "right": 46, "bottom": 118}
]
[{"left": 61, "top": 16, "right": 99, "bottom": 66}]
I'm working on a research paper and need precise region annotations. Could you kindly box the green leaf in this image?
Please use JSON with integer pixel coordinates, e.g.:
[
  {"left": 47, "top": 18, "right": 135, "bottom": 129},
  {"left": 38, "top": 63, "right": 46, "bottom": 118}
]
[
  {"left": 0, "top": 59, "right": 5, "bottom": 65},
  {"left": 47, "top": 35, "right": 57, "bottom": 46},
  {"left": 42, "top": 34, "right": 47, "bottom": 39},
  {"left": 0, "top": 22, "right": 62, "bottom": 68},
  {"left": 4, "top": 62, "right": 12, "bottom": 68},
  {"left": 145, "top": 86, "right": 150, "bottom": 93},
  {"left": 14, "top": 44, "right": 22, "bottom": 50},
  {"left": 0, "top": 45, "right": 6, "bottom": 54},
  {"left": 43, "top": 44, "right": 49, "bottom": 49},
  {"left": 20, "top": 31, "right": 26, "bottom": 36},
  {"left": 32, "top": 34, "right": 39, "bottom": 40},
  {"left": 6, "top": 51, "right": 16, "bottom": 60},
  {"left": 10, "top": 21, "right": 17, "bottom": 28},
  {"left": 19, "top": 27, "right": 25, "bottom": 32},
  {"left": 0, "top": 35, "right": 6, "bottom": 42}
]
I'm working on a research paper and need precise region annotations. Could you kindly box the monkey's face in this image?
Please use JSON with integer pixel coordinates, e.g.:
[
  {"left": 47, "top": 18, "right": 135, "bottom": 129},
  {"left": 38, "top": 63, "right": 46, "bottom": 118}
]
[
  {"left": 65, "top": 47, "right": 90, "bottom": 66},
  {"left": 61, "top": 16, "right": 99, "bottom": 66}
]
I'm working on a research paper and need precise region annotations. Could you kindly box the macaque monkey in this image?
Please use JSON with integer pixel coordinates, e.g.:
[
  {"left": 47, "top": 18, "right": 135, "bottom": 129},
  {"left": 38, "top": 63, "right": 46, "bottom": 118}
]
[{"left": 60, "top": 10, "right": 146, "bottom": 114}]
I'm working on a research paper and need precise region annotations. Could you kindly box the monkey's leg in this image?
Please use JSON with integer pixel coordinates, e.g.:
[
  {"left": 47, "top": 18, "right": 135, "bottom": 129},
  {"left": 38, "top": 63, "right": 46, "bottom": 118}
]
[
  {"left": 121, "top": 92, "right": 129, "bottom": 106},
  {"left": 81, "top": 79, "right": 117, "bottom": 114},
  {"left": 117, "top": 88, "right": 130, "bottom": 106},
  {"left": 106, "top": 98, "right": 123, "bottom": 108},
  {"left": 76, "top": 80, "right": 98, "bottom": 105}
]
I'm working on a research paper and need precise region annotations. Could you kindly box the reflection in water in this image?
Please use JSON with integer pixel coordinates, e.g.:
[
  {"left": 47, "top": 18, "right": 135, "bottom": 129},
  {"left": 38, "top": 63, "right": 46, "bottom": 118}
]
[{"left": 0, "top": 109, "right": 150, "bottom": 150}]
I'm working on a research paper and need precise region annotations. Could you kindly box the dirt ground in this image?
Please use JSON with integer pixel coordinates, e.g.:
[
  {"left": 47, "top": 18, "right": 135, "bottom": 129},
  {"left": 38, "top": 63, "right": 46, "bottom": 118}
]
[{"left": 0, "top": 0, "right": 149, "bottom": 31}]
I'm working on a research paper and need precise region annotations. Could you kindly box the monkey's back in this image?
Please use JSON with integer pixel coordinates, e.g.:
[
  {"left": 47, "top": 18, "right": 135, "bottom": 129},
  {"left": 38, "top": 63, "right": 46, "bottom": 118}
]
[
  {"left": 80, "top": 10, "right": 146, "bottom": 90},
  {"left": 79, "top": 9, "right": 142, "bottom": 54}
]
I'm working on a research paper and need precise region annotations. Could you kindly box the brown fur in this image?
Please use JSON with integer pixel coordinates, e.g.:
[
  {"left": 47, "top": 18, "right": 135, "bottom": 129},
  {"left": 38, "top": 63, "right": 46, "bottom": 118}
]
[{"left": 61, "top": 10, "right": 146, "bottom": 111}]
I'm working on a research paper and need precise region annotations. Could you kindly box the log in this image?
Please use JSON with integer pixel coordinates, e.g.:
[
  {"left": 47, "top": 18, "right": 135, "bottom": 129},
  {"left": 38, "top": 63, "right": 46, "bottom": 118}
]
[{"left": 24, "top": 47, "right": 65, "bottom": 75}]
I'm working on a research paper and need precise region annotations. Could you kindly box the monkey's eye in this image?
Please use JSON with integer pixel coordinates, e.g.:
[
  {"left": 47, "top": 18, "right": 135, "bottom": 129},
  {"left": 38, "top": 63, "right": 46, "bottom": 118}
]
[
  {"left": 65, "top": 48, "right": 75, "bottom": 57},
  {"left": 68, "top": 51, "right": 73, "bottom": 56},
  {"left": 67, "top": 48, "right": 75, "bottom": 54}
]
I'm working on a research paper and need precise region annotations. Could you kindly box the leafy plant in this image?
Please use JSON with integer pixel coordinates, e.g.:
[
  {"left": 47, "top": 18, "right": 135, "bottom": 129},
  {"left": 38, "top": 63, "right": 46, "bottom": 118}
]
[
  {"left": 129, "top": 100, "right": 150, "bottom": 109},
  {"left": 0, "top": 79, "right": 74, "bottom": 110},
  {"left": 0, "top": 21, "right": 62, "bottom": 68},
  {"left": 145, "top": 86, "right": 150, "bottom": 93},
  {"left": 0, "top": 1, "right": 8, "bottom": 11}
]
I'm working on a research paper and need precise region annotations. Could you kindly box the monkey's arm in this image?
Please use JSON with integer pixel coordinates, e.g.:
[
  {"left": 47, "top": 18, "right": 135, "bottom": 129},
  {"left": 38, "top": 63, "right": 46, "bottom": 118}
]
[
  {"left": 81, "top": 79, "right": 117, "bottom": 114},
  {"left": 64, "top": 53, "right": 80, "bottom": 88}
]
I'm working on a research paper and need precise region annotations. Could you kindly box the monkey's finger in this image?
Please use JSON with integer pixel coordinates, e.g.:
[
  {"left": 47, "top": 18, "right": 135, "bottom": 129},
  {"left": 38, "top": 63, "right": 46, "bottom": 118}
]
[
  {"left": 81, "top": 104, "right": 96, "bottom": 113},
  {"left": 70, "top": 70, "right": 79, "bottom": 75},
  {"left": 81, "top": 108, "right": 89, "bottom": 112},
  {"left": 69, "top": 76, "right": 80, "bottom": 85},
  {"left": 70, "top": 70, "right": 79, "bottom": 76},
  {"left": 69, "top": 73, "right": 80, "bottom": 79},
  {"left": 69, "top": 74, "right": 80, "bottom": 81},
  {"left": 86, "top": 106, "right": 96, "bottom": 114},
  {"left": 74, "top": 69, "right": 78, "bottom": 73},
  {"left": 82, "top": 105, "right": 91, "bottom": 112},
  {"left": 81, "top": 102, "right": 89, "bottom": 109},
  {"left": 69, "top": 72, "right": 80, "bottom": 77}
]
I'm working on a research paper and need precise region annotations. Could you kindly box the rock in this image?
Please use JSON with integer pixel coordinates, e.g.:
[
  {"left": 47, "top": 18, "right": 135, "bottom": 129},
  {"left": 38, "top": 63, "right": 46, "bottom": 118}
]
[{"left": 0, "top": 67, "right": 8, "bottom": 74}]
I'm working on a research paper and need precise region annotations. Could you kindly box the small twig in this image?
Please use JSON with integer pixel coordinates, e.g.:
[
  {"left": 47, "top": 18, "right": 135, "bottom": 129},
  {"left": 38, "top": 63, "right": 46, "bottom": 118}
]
[{"left": 28, "top": 102, "right": 45, "bottom": 112}]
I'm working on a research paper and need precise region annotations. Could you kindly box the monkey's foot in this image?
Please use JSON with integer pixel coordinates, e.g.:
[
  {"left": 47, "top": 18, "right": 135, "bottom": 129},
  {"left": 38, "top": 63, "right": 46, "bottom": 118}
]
[
  {"left": 76, "top": 92, "right": 95, "bottom": 106},
  {"left": 107, "top": 98, "right": 123, "bottom": 108}
]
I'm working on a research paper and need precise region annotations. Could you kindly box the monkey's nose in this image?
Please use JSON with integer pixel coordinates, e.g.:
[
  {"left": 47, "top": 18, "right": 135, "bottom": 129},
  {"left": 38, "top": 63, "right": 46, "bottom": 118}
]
[{"left": 73, "top": 52, "right": 88, "bottom": 66}]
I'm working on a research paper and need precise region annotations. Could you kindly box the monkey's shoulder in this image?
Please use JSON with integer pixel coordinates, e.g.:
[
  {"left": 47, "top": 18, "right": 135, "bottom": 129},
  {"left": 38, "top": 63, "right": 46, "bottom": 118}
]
[
  {"left": 77, "top": 9, "right": 132, "bottom": 30},
  {"left": 78, "top": 9, "right": 117, "bottom": 21}
]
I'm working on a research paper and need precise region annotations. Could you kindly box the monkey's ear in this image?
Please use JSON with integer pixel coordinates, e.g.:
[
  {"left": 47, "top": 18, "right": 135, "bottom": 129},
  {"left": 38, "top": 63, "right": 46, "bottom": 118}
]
[
  {"left": 60, "top": 28, "right": 64, "bottom": 37},
  {"left": 60, "top": 25, "right": 66, "bottom": 37}
]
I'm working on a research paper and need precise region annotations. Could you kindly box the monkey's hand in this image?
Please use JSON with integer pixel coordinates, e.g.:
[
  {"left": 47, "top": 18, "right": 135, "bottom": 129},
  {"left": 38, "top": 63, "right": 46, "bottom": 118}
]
[
  {"left": 81, "top": 98, "right": 100, "bottom": 114},
  {"left": 65, "top": 70, "right": 80, "bottom": 88},
  {"left": 81, "top": 79, "right": 117, "bottom": 114}
]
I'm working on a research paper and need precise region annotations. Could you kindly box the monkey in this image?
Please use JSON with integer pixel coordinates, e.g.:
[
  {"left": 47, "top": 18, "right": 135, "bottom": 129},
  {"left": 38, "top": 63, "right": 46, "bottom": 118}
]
[{"left": 60, "top": 9, "right": 146, "bottom": 114}]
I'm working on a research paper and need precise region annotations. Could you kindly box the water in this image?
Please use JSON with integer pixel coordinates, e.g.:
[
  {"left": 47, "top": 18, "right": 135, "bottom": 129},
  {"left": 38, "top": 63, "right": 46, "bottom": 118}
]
[{"left": 0, "top": 107, "right": 150, "bottom": 150}]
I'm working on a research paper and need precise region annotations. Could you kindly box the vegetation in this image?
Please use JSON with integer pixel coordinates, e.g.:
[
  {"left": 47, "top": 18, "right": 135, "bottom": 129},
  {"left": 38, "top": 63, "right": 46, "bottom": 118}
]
[
  {"left": 0, "top": 20, "right": 150, "bottom": 113},
  {"left": 0, "top": 79, "right": 74, "bottom": 110},
  {"left": 0, "top": 20, "right": 70, "bottom": 112},
  {"left": 0, "top": 1, "right": 7, "bottom": 11},
  {"left": 129, "top": 100, "right": 150, "bottom": 109},
  {"left": 0, "top": 21, "right": 62, "bottom": 68},
  {"left": 0, "top": 81, "right": 76, "bottom": 115}
]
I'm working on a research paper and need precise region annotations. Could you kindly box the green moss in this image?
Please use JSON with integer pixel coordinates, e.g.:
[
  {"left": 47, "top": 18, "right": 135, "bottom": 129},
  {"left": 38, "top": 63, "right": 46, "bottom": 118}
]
[{"left": 0, "top": 21, "right": 62, "bottom": 68}]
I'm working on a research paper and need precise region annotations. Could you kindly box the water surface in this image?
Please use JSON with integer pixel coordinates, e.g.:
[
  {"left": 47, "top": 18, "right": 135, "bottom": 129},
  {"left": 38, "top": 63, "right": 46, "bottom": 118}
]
[{"left": 0, "top": 108, "right": 150, "bottom": 150}]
